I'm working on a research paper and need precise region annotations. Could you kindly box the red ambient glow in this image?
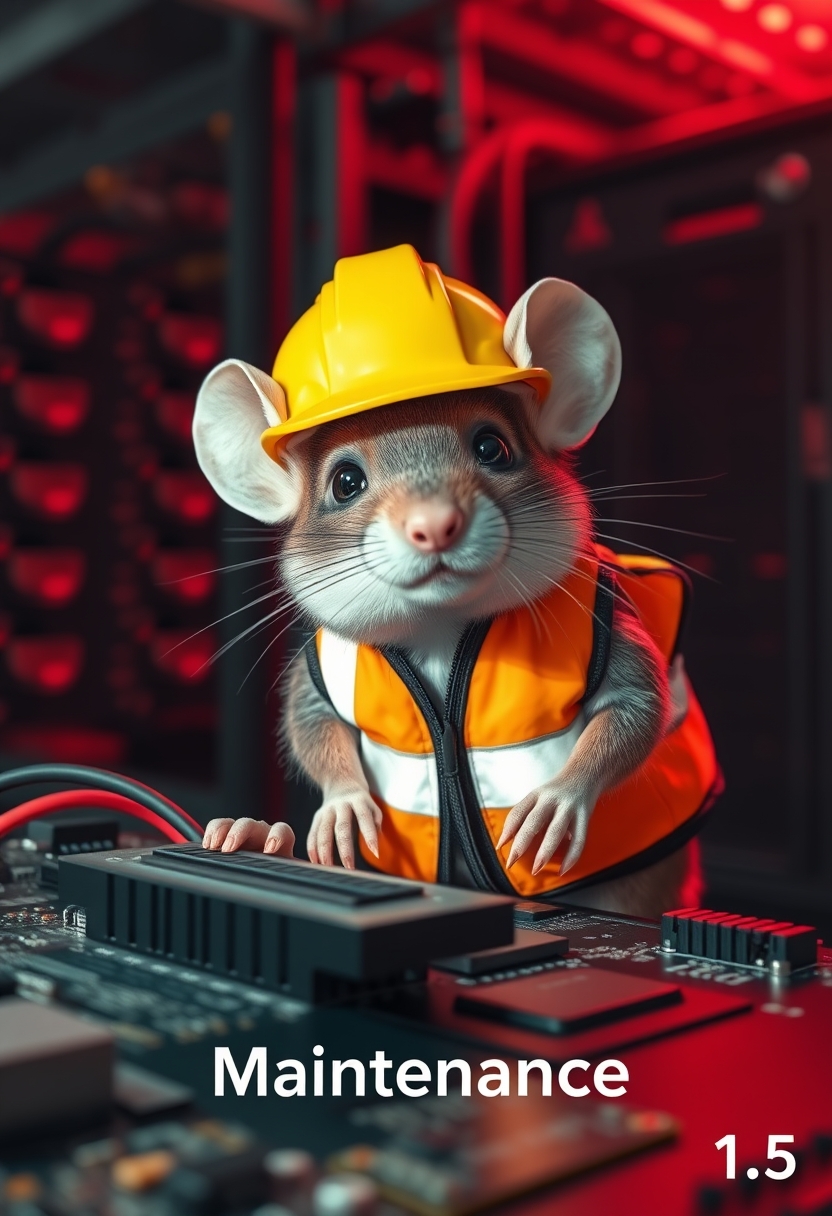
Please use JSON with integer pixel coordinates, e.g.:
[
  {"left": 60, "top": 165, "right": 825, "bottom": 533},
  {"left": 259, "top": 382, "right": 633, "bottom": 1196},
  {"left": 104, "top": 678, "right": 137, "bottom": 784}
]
[
  {"left": 10, "top": 463, "right": 88, "bottom": 518},
  {"left": 13, "top": 376, "right": 91, "bottom": 433},
  {"left": 757, "top": 4, "right": 792, "bottom": 33},
  {"left": 6, "top": 636, "right": 84, "bottom": 694},
  {"left": 796, "top": 24, "right": 828, "bottom": 52},
  {"left": 153, "top": 470, "right": 216, "bottom": 522},
  {"left": 158, "top": 314, "right": 222, "bottom": 367},
  {"left": 8, "top": 550, "right": 86, "bottom": 605},
  {"left": 664, "top": 201, "right": 763, "bottom": 244},
  {"left": 17, "top": 289, "right": 94, "bottom": 348}
]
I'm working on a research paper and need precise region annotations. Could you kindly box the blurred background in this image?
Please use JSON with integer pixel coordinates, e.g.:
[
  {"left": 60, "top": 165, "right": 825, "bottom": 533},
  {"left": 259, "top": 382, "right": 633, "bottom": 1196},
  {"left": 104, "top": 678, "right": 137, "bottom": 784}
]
[{"left": 1, "top": 0, "right": 831, "bottom": 930}]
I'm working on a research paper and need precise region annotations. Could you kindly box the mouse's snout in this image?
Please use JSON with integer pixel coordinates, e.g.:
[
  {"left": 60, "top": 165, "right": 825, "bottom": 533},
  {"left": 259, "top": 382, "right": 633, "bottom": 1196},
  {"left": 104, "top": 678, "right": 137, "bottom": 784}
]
[{"left": 402, "top": 500, "right": 466, "bottom": 554}]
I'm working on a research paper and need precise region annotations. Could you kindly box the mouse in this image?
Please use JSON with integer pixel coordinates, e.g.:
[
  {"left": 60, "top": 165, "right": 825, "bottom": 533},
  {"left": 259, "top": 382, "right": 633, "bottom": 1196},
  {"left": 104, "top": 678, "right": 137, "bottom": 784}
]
[{"left": 191, "top": 245, "right": 718, "bottom": 919}]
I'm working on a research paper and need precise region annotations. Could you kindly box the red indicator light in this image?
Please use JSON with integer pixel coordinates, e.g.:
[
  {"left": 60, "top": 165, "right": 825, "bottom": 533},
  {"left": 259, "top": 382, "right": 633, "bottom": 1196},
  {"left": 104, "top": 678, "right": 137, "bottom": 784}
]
[
  {"left": 13, "top": 376, "right": 91, "bottom": 434},
  {"left": 564, "top": 197, "right": 613, "bottom": 253},
  {"left": 152, "top": 550, "right": 216, "bottom": 602},
  {"left": 0, "top": 436, "right": 16, "bottom": 473},
  {"left": 752, "top": 552, "right": 787, "bottom": 579},
  {"left": 150, "top": 630, "right": 215, "bottom": 682},
  {"left": 155, "top": 391, "right": 195, "bottom": 442},
  {"left": 158, "top": 313, "right": 222, "bottom": 367},
  {"left": 17, "top": 289, "right": 94, "bottom": 348},
  {"left": 171, "top": 182, "right": 229, "bottom": 230},
  {"left": 153, "top": 470, "right": 216, "bottom": 522},
  {"left": 7, "top": 636, "right": 84, "bottom": 694},
  {"left": 0, "top": 212, "right": 54, "bottom": 257},
  {"left": 664, "top": 202, "right": 763, "bottom": 245},
  {"left": 59, "top": 230, "right": 132, "bottom": 273},
  {"left": 8, "top": 550, "right": 86, "bottom": 605},
  {"left": 0, "top": 347, "right": 19, "bottom": 385},
  {"left": 0, "top": 725, "right": 125, "bottom": 765},
  {"left": 0, "top": 258, "right": 23, "bottom": 296},
  {"left": 0, "top": 525, "right": 12, "bottom": 559},
  {"left": 10, "top": 463, "right": 88, "bottom": 519}
]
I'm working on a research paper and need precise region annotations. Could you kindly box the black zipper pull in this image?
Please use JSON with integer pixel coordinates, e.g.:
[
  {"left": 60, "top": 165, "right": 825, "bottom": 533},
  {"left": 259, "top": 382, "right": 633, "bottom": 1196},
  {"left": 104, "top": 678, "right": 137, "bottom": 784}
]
[{"left": 442, "top": 722, "right": 458, "bottom": 777}]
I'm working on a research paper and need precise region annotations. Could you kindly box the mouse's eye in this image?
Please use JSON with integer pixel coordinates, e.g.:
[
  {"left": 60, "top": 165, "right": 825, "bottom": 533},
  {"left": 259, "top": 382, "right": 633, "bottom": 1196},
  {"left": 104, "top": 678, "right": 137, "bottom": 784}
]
[
  {"left": 473, "top": 429, "right": 513, "bottom": 469},
  {"left": 331, "top": 462, "right": 368, "bottom": 503}
]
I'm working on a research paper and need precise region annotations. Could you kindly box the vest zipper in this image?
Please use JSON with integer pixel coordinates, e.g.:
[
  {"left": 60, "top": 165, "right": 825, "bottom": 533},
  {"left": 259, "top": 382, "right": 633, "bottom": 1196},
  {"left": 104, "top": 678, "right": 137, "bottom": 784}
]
[{"left": 383, "top": 622, "right": 515, "bottom": 893}]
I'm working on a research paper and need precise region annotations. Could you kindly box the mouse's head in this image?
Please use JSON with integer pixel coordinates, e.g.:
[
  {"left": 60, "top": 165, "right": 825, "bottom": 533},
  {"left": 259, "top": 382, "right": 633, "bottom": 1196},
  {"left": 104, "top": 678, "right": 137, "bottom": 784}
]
[{"left": 194, "top": 249, "right": 620, "bottom": 645}]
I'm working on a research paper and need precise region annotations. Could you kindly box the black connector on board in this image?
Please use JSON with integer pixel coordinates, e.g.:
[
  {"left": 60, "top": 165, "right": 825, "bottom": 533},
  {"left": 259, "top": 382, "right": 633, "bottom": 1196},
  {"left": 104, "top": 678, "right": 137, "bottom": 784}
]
[
  {"left": 29, "top": 816, "right": 119, "bottom": 856},
  {"left": 661, "top": 907, "right": 818, "bottom": 974}
]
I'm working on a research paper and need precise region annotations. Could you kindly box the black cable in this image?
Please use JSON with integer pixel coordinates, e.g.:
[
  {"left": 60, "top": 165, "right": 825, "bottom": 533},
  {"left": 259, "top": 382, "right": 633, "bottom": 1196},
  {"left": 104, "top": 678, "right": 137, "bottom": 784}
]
[{"left": 0, "top": 764, "right": 203, "bottom": 843}]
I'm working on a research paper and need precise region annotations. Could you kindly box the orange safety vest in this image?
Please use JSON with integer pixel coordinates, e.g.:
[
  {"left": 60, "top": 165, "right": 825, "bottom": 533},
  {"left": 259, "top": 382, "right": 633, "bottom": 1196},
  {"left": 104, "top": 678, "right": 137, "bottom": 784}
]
[{"left": 307, "top": 544, "right": 721, "bottom": 896}]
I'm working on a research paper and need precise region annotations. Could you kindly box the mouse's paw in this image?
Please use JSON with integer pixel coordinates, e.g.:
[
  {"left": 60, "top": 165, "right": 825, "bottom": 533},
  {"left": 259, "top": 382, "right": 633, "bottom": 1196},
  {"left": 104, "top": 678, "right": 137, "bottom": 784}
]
[
  {"left": 203, "top": 817, "right": 295, "bottom": 857},
  {"left": 307, "top": 789, "right": 382, "bottom": 870},
  {"left": 498, "top": 782, "right": 594, "bottom": 877}
]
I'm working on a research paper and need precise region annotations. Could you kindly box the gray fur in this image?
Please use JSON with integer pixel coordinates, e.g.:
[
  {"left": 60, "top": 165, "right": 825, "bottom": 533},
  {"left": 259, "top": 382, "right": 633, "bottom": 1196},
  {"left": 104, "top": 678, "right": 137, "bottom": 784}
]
[{"left": 195, "top": 281, "right": 691, "bottom": 914}]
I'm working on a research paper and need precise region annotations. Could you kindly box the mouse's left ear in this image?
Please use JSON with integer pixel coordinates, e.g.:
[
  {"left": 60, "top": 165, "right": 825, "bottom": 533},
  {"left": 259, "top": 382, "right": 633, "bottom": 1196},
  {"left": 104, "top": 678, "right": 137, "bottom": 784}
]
[{"left": 504, "top": 278, "right": 621, "bottom": 450}]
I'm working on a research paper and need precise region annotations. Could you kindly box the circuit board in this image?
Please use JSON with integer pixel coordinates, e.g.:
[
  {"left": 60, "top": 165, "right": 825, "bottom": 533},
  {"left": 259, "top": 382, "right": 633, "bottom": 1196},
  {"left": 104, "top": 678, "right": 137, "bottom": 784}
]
[{"left": 2, "top": 836, "right": 832, "bottom": 1216}]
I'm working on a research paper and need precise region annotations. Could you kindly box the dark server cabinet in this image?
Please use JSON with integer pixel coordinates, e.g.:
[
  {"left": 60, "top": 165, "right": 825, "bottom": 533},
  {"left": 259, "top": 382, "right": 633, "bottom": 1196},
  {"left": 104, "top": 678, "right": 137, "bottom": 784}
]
[
  {"left": 529, "top": 125, "right": 832, "bottom": 927},
  {"left": 0, "top": 18, "right": 280, "bottom": 828}
]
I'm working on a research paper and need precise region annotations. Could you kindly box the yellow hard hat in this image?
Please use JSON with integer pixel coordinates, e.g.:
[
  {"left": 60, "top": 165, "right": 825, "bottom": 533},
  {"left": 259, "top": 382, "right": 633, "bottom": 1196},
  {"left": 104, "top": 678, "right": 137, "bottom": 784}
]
[{"left": 260, "top": 244, "right": 550, "bottom": 461}]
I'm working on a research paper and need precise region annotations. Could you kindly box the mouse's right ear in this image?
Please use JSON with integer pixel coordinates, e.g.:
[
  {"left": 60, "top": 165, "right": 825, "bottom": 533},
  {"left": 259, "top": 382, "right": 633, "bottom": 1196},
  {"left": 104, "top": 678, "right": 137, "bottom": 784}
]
[
  {"left": 504, "top": 278, "right": 621, "bottom": 450},
  {"left": 193, "top": 358, "right": 301, "bottom": 524}
]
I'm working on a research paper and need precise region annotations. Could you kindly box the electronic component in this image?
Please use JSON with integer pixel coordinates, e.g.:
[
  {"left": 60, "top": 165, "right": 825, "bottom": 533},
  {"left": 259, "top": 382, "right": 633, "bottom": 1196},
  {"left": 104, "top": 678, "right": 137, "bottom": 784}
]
[
  {"left": 0, "top": 998, "right": 113, "bottom": 1138},
  {"left": 162, "top": 1148, "right": 271, "bottom": 1213},
  {"left": 145, "top": 843, "right": 418, "bottom": 906},
  {"left": 329, "top": 1094, "right": 677, "bottom": 1216},
  {"left": 58, "top": 846, "right": 514, "bottom": 1001},
  {"left": 455, "top": 968, "right": 683, "bottom": 1035},
  {"left": 661, "top": 907, "right": 818, "bottom": 973},
  {"left": 114, "top": 1062, "right": 194, "bottom": 1116},
  {"left": 513, "top": 900, "right": 562, "bottom": 924},
  {"left": 433, "top": 928, "right": 568, "bottom": 976},
  {"left": 264, "top": 1148, "right": 316, "bottom": 1204},
  {"left": 29, "top": 815, "right": 119, "bottom": 855},
  {"left": 314, "top": 1174, "right": 379, "bottom": 1216}
]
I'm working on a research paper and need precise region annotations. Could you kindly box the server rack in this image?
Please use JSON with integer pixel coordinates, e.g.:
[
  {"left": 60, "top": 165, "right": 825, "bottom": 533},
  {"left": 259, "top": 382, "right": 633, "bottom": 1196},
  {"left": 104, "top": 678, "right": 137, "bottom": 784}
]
[{"left": 529, "top": 122, "right": 832, "bottom": 926}]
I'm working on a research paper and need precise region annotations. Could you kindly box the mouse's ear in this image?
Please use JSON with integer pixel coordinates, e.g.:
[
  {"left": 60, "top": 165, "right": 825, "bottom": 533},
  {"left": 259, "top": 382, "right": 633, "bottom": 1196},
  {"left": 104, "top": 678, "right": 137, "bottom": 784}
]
[
  {"left": 504, "top": 278, "right": 621, "bottom": 450},
  {"left": 193, "top": 358, "right": 301, "bottom": 524}
]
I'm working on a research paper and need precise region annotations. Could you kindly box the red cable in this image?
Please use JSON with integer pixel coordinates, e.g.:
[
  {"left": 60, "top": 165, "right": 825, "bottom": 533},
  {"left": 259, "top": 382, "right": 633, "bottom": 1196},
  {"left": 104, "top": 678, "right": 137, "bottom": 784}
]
[{"left": 0, "top": 789, "right": 192, "bottom": 843}]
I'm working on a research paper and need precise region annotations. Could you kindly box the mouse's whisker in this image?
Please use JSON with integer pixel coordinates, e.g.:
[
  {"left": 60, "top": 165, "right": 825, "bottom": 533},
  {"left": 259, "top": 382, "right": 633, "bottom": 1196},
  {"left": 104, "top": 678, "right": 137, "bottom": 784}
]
[
  {"left": 591, "top": 517, "right": 731, "bottom": 544},
  {"left": 586, "top": 473, "right": 726, "bottom": 495},
  {"left": 508, "top": 547, "right": 639, "bottom": 618},
  {"left": 591, "top": 532, "right": 720, "bottom": 582},
  {"left": 588, "top": 492, "right": 708, "bottom": 503},
  {"left": 185, "top": 607, "right": 288, "bottom": 676},
  {"left": 237, "top": 611, "right": 310, "bottom": 693}
]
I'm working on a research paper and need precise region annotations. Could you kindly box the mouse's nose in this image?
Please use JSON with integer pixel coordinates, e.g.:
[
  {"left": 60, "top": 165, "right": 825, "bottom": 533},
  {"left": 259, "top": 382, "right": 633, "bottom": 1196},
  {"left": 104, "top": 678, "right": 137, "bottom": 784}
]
[{"left": 404, "top": 502, "right": 465, "bottom": 553}]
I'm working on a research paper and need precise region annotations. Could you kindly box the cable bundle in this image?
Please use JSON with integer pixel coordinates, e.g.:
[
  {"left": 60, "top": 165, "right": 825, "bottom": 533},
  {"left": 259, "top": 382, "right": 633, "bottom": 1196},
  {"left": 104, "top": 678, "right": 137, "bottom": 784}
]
[{"left": 0, "top": 764, "right": 203, "bottom": 844}]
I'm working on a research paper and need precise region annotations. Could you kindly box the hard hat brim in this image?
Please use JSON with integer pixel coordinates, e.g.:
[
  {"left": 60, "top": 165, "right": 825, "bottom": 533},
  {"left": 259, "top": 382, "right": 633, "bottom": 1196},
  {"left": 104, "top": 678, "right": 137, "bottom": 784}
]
[{"left": 260, "top": 363, "right": 551, "bottom": 461}]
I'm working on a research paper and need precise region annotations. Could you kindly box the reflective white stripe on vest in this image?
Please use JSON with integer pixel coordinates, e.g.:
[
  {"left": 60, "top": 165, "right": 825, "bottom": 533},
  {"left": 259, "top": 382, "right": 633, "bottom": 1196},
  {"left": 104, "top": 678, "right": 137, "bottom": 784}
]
[
  {"left": 361, "top": 736, "right": 440, "bottom": 817},
  {"left": 469, "top": 714, "right": 585, "bottom": 808},
  {"left": 359, "top": 714, "right": 585, "bottom": 816},
  {"left": 318, "top": 631, "right": 358, "bottom": 726}
]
